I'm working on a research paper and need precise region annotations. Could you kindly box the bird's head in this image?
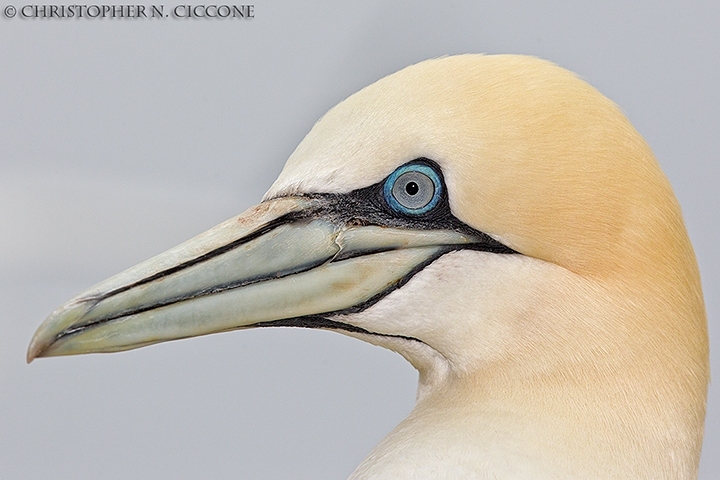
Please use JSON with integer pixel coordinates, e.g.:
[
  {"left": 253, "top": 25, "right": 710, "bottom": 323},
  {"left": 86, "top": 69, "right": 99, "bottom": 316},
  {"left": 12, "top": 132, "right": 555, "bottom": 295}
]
[{"left": 27, "top": 57, "right": 707, "bottom": 473}]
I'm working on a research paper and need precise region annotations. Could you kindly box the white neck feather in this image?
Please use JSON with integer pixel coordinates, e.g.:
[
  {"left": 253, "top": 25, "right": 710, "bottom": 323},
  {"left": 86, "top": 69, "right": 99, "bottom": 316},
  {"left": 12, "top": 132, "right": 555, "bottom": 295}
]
[{"left": 340, "top": 251, "right": 705, "bottom": 479}]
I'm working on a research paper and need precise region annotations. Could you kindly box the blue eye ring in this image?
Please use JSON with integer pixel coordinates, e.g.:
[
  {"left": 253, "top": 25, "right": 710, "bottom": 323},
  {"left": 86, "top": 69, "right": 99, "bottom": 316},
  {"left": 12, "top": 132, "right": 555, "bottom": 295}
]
[{"left": 383, "top": 163, "right": 443, "bottom": 215}]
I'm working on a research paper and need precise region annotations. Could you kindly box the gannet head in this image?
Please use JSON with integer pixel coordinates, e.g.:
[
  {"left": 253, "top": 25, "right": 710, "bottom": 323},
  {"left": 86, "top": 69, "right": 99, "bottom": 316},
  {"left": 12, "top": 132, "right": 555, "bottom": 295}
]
[{"left": 27, "top": 55, "right": 708, "bottom": 479}]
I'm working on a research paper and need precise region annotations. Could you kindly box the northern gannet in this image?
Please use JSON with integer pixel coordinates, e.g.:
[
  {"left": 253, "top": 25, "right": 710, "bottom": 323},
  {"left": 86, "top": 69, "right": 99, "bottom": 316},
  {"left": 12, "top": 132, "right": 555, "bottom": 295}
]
[{"left": 27, "top": 55, "right": 708, "bottom": 479}]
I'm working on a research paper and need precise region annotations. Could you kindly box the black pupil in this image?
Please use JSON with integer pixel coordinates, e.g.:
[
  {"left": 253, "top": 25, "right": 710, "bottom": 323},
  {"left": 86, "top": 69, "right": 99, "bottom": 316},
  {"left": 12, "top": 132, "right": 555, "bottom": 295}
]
[{"left": 405, "top": 181, "right": 419, "bottom": 195}]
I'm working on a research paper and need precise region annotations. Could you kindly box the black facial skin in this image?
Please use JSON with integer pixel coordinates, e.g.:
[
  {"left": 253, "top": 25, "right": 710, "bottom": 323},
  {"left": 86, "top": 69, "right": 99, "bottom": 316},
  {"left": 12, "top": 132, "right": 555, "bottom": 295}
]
[{"left": 295, "top": 158, "right": 514, "bottom": 257}]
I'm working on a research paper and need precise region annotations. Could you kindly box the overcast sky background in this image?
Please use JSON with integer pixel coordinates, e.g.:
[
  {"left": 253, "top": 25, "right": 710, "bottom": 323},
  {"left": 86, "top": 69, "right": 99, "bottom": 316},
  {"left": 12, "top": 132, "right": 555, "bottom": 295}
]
[{"left": 1, "top": 2, "right": 718, "bottom": 479}]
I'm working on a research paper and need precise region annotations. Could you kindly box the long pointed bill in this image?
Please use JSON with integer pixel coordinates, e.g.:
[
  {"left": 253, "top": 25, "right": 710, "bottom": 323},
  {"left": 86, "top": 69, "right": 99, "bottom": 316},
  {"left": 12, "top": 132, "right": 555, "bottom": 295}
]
[{"left": 28, "top": 196, "right": 479, "bottom": 362}]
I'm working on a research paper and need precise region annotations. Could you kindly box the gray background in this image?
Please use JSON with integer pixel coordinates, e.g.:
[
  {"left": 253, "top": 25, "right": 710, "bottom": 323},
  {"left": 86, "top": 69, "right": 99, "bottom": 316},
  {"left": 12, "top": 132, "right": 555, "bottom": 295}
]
[{"left": 1, "top": 2, "right": 718, "bottom": 479}]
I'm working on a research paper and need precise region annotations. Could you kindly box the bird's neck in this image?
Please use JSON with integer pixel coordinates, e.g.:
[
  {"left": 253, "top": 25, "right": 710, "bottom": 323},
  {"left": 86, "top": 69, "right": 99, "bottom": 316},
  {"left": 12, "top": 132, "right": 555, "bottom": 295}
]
[{"left": 350, "top": 363, "right": 703, "bottom": 480}]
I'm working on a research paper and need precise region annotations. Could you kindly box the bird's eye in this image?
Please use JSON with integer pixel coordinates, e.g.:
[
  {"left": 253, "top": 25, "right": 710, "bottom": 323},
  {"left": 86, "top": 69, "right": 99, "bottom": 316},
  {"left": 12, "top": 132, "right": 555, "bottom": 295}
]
[{"left": 384, "top": 163, "right": 443, "bottom": 215}]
